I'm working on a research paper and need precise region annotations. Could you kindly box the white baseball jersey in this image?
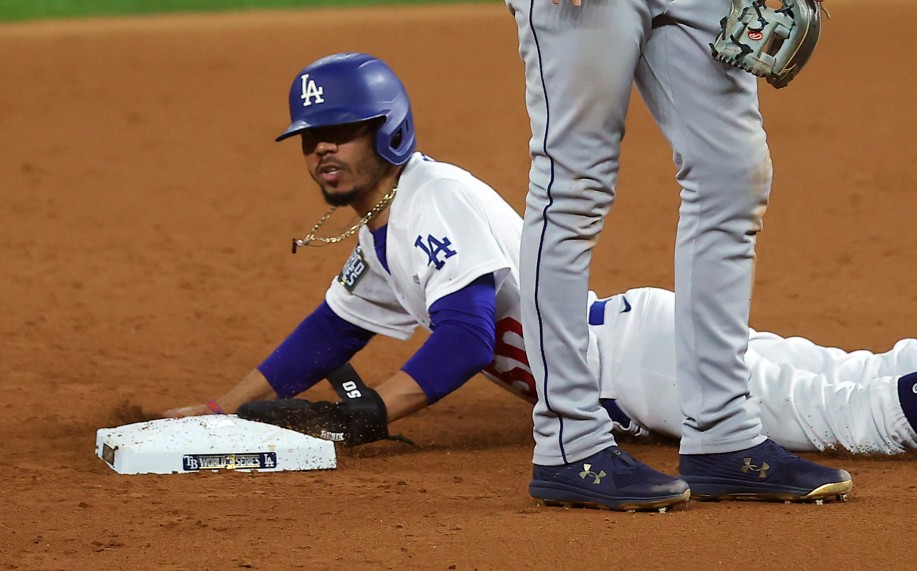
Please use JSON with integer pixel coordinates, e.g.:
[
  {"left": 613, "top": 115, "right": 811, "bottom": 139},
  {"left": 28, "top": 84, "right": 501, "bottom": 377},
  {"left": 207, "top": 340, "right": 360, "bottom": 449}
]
[
  {"left": 591, "top": 288, "right": 917, "bottom": 455},
  {"left": 323, "top": 153, "right": 917, "bottom": 456},
  {"left": 325, "top": 152, "right": 536, "bottom": 401}
]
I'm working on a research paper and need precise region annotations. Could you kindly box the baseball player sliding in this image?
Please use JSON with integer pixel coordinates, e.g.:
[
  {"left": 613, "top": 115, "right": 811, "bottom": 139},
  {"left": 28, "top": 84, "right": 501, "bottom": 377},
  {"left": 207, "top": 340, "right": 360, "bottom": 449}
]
[{"left": 165, "top": 53, "right": 917, "bottom": 505}]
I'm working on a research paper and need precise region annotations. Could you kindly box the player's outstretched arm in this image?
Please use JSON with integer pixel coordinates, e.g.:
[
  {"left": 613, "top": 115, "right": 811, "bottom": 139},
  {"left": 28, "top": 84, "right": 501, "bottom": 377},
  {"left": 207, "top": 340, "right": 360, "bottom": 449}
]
[
  {"left": 236, "top": 366, "right": 430, "bottom": 447},
  {"left": 164, "top": 301, "right": 375, "bottom": 418},
  {"left": 162, "top": 368, "right": 277, "bottom": 418},
  {"left": 375, "top": 370, "right": 430, "bottom": 422}
]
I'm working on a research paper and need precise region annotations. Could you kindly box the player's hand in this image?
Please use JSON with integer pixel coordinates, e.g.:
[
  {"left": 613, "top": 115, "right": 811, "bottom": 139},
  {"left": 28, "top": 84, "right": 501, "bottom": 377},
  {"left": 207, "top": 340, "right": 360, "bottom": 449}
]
[
  {"left": 162, "top": 403, "right": 214, "bottom": 418},
  {"left": 553, "top": 0, "right": 582, "bottom": 5}
]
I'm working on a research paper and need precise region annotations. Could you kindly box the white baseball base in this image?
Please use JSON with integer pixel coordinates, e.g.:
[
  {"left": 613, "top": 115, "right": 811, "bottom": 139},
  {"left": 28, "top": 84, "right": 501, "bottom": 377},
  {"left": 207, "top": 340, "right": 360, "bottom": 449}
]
[{"left": 95, "top": 415, "right": 337, "bottom": 474}]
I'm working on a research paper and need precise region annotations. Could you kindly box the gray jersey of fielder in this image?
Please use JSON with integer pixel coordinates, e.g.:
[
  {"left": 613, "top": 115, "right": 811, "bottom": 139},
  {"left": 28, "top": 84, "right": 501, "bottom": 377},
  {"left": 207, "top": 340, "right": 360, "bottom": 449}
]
[{"left": 507, "top": 0, "right": 771, "bottom": 464}]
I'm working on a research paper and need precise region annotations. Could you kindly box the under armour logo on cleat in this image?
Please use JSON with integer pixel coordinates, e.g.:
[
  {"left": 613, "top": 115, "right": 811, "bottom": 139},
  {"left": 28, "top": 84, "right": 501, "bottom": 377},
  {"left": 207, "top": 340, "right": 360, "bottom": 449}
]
[
  {"left": 741, "top": 458, "right": 770, "bottom": 478},
  {"left": 579, "top": 463, "right": 606, "bottom": 485}
]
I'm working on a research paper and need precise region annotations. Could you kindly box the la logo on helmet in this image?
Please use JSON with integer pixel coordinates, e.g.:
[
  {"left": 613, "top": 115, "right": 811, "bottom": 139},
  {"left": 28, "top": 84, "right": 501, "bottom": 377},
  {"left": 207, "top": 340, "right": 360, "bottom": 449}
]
[{"left": 300, "top": 74, "right": 325, "bottom": 107}]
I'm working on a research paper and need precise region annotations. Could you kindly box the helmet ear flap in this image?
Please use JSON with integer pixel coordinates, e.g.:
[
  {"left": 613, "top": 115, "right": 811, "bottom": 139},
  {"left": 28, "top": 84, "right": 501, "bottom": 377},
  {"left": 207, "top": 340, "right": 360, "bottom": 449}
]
[
  {"left": 390, "top": 125, "right": 404, "bottom": 149},
  {"left": 375, "top": 111, "right": 416, "bottom": 165}
]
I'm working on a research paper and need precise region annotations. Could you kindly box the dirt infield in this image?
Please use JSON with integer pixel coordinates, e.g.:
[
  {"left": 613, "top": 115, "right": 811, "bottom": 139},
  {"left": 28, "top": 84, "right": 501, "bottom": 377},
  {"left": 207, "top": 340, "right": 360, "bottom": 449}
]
[{"left": 1, "top": 3, "right": 915, "bottom": 569}]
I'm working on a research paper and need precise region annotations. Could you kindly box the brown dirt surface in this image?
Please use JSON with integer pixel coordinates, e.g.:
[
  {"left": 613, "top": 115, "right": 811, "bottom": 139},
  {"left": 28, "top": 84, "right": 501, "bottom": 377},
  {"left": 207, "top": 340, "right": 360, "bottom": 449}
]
[{"left": 1, "top": 3, "right": 915, "bottom": 570}]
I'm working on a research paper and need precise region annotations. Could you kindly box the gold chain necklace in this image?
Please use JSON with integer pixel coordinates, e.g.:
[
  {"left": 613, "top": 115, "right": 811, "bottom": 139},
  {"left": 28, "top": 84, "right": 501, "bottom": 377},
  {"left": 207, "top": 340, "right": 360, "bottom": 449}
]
[{"left": 291, "top": 183, "right": 398, "bottom": 253}]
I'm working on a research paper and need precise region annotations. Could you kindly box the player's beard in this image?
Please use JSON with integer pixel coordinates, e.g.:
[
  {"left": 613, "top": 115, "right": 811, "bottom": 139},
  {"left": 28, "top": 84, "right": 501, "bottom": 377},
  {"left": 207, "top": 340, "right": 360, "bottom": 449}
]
[
  {"left": 320, "top": 185, "right": 361, "bottom": 207},
  {"left": 317, "top": 154, "right": 390, "bottom": 208}
]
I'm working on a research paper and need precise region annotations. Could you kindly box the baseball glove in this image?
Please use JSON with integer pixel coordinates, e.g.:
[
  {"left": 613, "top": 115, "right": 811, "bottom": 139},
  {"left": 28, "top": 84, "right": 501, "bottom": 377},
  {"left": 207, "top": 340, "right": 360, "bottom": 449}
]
[
  {"left": 238, "top": 363, "right": 412, "bottom": 447},
  {"left": 238, "top": 393, "right": 390, "bottom": 446},
  {"left": 710, "top": 0, "right": 823, "bottom": 89}
]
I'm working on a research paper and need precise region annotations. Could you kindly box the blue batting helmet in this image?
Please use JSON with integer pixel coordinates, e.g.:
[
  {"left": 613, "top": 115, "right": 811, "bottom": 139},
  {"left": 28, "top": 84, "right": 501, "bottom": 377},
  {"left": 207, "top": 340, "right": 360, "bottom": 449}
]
[{"left": 276, "top": 52, "right": 416, "bottom": 165}]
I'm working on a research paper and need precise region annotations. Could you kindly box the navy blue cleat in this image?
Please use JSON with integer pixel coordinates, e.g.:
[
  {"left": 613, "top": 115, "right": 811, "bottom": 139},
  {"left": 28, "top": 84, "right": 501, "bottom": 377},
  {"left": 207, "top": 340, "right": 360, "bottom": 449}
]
[
  {"left": 530, "top": 446, "right": 690, "bottom": 512},
  {"left": 678, "top": 439, "right": 852, "bottom": 504}
]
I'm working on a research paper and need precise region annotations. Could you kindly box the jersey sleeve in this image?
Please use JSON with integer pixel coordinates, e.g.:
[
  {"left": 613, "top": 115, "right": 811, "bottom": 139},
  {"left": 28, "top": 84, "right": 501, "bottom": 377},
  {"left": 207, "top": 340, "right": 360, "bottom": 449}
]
[
  {"left": 404, "top": 179, "right": 513, "bottom": 310},
  {"left": 325, "top": 244, "right": 419, "bottom": 341},
  {"left": 401, "top": 274, "right": 497, "bottom": 404},
  {"left": 257, "top": 301, "right": 374, "bottom": 398}
]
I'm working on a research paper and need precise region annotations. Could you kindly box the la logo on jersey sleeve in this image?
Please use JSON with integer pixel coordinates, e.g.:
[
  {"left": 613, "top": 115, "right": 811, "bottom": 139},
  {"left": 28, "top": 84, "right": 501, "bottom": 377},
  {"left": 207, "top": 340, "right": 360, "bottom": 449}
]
[
  {"left": 414, "top": 234, "right": 457, "bottom": 270},
  {"left": 338, "top": 246, "right": 368, "bottom": 292}
]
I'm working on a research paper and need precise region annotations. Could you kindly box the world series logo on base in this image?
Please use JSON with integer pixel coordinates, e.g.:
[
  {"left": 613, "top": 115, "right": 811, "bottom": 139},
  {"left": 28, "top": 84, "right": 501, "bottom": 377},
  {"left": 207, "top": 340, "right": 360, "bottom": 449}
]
[{"left": 182, "top": 452, "right": 278, "bottom": 471}]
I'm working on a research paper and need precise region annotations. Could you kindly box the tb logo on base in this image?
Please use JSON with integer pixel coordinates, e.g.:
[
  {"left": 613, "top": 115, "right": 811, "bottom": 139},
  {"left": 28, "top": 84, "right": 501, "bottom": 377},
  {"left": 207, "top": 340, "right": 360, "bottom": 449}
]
[
  {"left": 300, "top": 73, "right": 325, "bottom": 107},
  {"left": 414, "top": 234, "right": 457, "bottom": 270}
]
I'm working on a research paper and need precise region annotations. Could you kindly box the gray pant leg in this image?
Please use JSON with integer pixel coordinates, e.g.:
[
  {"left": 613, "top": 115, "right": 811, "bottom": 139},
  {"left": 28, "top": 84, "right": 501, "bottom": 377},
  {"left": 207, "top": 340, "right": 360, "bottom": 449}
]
[
  {"left": 509, "top": 0, "right": 653, "bottom": 465},
  {"left": 635, "top": 0, "right": 769, "bottom": 454}
]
